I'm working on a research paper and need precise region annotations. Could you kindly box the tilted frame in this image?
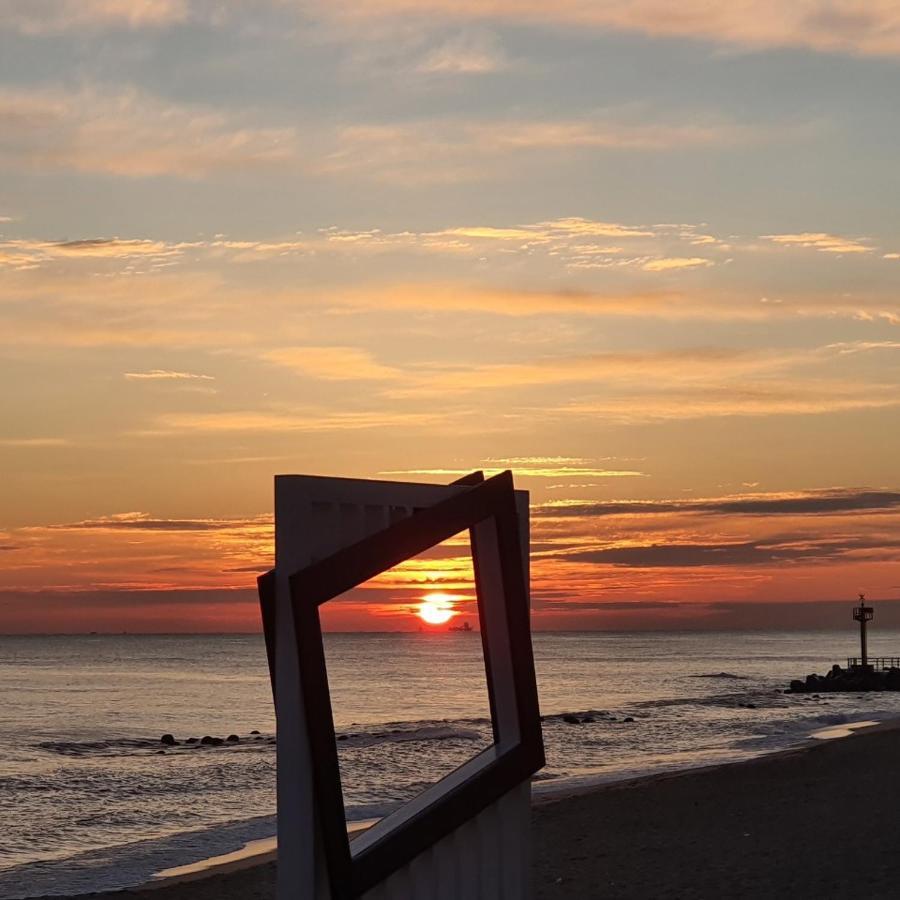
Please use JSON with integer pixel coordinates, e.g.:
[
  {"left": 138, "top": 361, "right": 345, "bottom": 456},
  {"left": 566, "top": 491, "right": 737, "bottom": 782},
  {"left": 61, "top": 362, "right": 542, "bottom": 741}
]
[{"left": 276, "top": 469, "right": 543, "bottom": 899}]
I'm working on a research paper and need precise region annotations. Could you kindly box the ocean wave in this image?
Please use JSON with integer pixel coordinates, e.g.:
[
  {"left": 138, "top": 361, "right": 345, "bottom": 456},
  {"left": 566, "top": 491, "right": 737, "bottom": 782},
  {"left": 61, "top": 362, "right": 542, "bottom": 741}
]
[
  {"left": 337, "top": 724, "right": 485, "bottom": 748},
  {"left": 688, "top": 672, "right": 750, "bottom": 680},
  {"left": 633, "top": 689, "right": 783, "bottom": 711},
  {"left": 730, "top": 708, "right": 896, "bottom": 750},
  {"left": 36, "top": 734, "right": 275, "bottom": 757},
  {"left": 35, "top": 723, "right": 487, "bottom": 759}
]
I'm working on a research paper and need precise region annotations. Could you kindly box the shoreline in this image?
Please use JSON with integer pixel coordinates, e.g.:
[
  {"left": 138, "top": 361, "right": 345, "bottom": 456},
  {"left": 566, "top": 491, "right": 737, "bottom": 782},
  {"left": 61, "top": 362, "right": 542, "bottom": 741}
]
[
  {"left": 142, "top": 717, "right": 890, "bottom": 889},
  {"left": 25, "top": 716, "right": 900, "bottom": 900}
]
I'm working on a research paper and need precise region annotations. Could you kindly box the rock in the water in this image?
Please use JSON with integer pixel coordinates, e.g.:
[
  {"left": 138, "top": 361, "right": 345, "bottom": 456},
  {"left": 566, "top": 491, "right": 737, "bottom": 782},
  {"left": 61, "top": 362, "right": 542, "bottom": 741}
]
[
  {"left": 200, "top": 735, "right": 224, "bottom": 746},
  {"left": 623, "top": 716, "right": 635, "bottom": 723},
  {"left": 185, "top": 737, "right": 198, "bottom": 744},
  {"left": 226, "top": 734, "right": 240, "bottom": 743},
  {"left": 160, "top": 734, "right": 176, "bottom": 746},
  {"left": 581, "top": 716, "right": 596, "bottom": 723},
  {"left": 562, "top": 714, "right": 581, "bottom": 725},
  {"left": 250, "top": 730, "right": 260, "bottom": 735},
  {"left": 788, "top": 664, "right": 900, "bottom": 693}
]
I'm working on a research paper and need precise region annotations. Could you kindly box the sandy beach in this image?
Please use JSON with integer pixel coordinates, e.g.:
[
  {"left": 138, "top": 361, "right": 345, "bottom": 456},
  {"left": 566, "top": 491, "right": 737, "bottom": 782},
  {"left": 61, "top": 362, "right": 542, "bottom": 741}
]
[{"left": 31, "top": 721, "right": 900, "bottom": 900}]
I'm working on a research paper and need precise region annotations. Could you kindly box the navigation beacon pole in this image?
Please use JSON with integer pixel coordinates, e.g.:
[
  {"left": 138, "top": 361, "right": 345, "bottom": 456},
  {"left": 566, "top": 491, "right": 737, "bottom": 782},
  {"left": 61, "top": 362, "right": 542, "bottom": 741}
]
[{"left": 853, "top": 593, "right": 874, "bottom": 670}]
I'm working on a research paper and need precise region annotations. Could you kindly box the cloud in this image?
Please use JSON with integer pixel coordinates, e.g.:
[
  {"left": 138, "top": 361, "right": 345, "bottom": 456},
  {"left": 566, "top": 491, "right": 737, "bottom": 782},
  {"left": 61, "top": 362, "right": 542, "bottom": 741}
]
[
  {"left": 0, "top": 267, "right": 281, "bottom": 350},
  {"left": 564, "top": 535, "right": 900, "bottom": 567},
  {"left": 384, "top": 347, "right": 798, "bottom": 398},
  {"left": 319, "top": 1, "right": 900, "bottom": 59},
  {"left": 825, "top": 341, "right": 900, "bottom": 355},
  {"left": 537, "top": 218, "right": 655, "bottom": 239},
  {"left": 0, "top": 235, "right": 317, "bottom": 271},
  {"left": 11, "top": 1, "right": 900, "bottom": 59},
  {"left": 536, "top": 488, "right": 900, "bottom": 518},
  {"left": 417, "top": 30, "right": 508, "bottom": 73},
  {"left": 763, "top": 233, "right": 872, "bottom": 254},
  {"left": 484, "top": 456, "right": 603, "bottom": 464},
  {"left": 0, "top": 237, "right": 189, "bottom": 270},
  {"left": 0, "top": 437, "right": 70, "bottom": 447},
  {"left": 316, "top": 217, "right": 723, "bottom": 271},
  {"left": 380, "top": 466, "right": 647, "bottom": 478},
  {"left": 321, "top": 117, "right": 761, "bottom": 183},
  {"left": 555, "top": 378, "right": 900, "bottom": 422},
  {"left": 49, "top": 238, "right": 180, "bottom": 257},
  {"left": 0, "top": 83, "right": 769, "bottom": 185},
  {"left": 263, "top": 346, "right": 402, "bottom": 381},
  {"left": 144, "top": 407, "right": 466, "bottom": 435},
  {"left": 124, "top": 370, "right": 214, "bottom": 380},
  {"left": 0, "top": 0, "right": 187, "bottom": 33},
  {"left": 342, "top": 282, "right": 900, "bottom": 324},
  {"left": 641, "top": 257, "right": 714, "bottom": 272},
  {"left": 0, "top": 588, "right": 262, "bottom": 634},
  {"left": 0, "top": 85, "right": 300, "bottom": 179},
  {"left": 39, "top": 512, "right": 268, "bottom": 532}
]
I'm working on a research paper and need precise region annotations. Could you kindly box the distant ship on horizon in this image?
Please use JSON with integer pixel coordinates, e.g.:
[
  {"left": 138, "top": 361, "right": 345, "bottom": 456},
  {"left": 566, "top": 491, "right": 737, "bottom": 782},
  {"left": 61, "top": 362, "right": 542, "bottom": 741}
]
[{"left": 449, "top": 620, "right": 474, "bottom": 633}]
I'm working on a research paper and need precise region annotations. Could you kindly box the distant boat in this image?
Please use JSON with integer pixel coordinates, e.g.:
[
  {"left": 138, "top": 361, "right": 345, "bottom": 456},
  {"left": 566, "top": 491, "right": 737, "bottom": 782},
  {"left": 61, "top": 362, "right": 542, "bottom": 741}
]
[{"left": 449, "top": 621, "right": 474, "bottom": 633}]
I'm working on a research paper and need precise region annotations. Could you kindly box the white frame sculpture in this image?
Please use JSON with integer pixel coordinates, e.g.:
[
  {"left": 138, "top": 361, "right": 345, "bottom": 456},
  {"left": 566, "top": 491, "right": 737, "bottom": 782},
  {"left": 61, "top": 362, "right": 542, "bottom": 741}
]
[{"left": 261, "top": 470, "right": 542, "bottom": 899}]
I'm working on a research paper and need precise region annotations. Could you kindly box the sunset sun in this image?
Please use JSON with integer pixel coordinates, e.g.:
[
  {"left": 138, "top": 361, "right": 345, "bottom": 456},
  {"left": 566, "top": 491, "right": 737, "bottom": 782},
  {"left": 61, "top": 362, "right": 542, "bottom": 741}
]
[{"left": 417, "top": 593, "right": 458, "bottom": 625}]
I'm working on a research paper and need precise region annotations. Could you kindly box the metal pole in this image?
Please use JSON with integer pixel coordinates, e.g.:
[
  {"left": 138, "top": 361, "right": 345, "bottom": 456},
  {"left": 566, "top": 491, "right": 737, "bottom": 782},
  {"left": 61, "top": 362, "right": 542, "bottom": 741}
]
[{"left": 861, "top": 614, "right": 868, "bottom": 669}]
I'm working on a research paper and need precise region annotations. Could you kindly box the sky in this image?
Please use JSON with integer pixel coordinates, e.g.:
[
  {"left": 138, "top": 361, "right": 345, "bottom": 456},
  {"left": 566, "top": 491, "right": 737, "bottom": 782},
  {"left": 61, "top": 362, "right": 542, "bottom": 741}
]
[{"left": 1, "top": 0, "right": 898, "bottom": 632}]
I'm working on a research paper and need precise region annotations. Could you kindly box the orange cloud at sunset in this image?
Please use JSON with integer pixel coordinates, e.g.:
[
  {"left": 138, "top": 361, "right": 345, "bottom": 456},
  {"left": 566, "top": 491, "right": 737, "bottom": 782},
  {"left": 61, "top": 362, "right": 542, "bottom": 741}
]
[{"left": 2, "top": 487, "right": 898, "bottom": 632}]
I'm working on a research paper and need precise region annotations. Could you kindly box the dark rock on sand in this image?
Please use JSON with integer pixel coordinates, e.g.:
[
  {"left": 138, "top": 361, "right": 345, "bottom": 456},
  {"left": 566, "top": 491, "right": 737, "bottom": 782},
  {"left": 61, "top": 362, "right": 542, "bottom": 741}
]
[
  {"left": 562, "top": 714, "right": 581, "bottom": 725},
  {"left": 200, "top": 735, "right": 224, "bottom": 746},
  {"left": 186, "top": 737, "right": 198, "bottom": 743},
  {"left": 250, "top": 730, "right": 260, "bottom": 735},
  {"left": 623, "top": 717, "right": 635, "bottom": 723},
  {"left": 160, "top": 734, "right": 176, "bottom": 746},
  {"left": 226, "top": 734, "right": 240, "bottom": 743}
]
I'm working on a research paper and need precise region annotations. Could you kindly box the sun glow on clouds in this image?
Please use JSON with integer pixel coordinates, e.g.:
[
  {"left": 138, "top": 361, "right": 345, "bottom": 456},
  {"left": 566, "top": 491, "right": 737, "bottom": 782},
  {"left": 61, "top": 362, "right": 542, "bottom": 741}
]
[
  {"left": 380, "top": 467, "right": 646, "bottom": 479},
  {"left": 763, "top": 233, "right": 872, "bottom": 254},
  {"left": 417, "top": 593, "right": 459, "bottom": 625},
  {"left": 124, "top": 370, "right": 214, "bottom": 381},
  {"left": 3, "top": 487, "right": 898, "bottom": 632}
]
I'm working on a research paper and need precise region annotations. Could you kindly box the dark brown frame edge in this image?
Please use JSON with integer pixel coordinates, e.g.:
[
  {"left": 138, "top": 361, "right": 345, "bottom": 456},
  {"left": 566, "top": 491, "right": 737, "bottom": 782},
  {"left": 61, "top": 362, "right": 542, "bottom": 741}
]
[
  {"left": 288, "top": 470, "right": 544, "bottom": 899},
  {"left": 257, "top": 569, "right": 277, "bottom": 700}
]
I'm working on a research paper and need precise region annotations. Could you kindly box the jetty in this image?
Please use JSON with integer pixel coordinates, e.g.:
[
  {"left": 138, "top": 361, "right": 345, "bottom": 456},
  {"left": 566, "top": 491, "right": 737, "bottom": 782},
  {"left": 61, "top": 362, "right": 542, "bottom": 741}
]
[{"left": 787, "top": 595, "right": 900, "bottom": 693}]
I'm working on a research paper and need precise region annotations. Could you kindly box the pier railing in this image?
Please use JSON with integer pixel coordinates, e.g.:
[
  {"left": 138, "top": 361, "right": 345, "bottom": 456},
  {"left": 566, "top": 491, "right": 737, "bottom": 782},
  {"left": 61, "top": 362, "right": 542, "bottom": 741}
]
[{"left": 847, "top": 657, "right": 900, "bottom": 670}]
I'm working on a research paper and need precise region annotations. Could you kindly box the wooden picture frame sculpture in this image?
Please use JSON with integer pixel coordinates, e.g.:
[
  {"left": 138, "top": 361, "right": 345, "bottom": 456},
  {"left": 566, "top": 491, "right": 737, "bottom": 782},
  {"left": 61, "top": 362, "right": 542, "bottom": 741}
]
[{"left": 258, "top": 470, "right": 544, "bottom": 899}]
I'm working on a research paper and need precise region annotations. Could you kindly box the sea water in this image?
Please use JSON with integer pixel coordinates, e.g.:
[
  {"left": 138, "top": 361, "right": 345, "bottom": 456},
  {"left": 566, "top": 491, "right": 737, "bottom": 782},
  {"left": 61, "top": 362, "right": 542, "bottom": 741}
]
[{"left": 3, "top": 630, "right": 900, "bottom": 898}]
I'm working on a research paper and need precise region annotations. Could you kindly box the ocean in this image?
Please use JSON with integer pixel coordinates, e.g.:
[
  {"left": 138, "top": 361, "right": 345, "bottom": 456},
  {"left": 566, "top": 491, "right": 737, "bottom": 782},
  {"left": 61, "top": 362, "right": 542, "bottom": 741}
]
[{"left": 3, "top": 630, "right": 900, "bottom": 899}]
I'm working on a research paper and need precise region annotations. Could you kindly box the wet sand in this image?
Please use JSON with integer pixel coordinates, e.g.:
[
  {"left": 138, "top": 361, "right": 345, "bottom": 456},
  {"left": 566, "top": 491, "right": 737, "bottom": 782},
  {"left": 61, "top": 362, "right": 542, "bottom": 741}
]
[{"left": 35, "top": 722, "right": 900, "bottom": 899}]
